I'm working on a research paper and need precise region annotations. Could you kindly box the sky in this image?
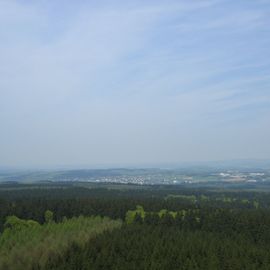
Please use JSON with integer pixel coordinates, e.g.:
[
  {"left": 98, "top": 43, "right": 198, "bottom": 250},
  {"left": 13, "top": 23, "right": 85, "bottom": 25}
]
[{"left": 0, "top": 0, "right": 270, "bottom": 168}]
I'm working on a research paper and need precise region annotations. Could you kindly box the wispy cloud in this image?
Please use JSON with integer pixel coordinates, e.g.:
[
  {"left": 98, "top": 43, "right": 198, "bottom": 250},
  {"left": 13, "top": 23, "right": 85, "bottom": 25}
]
[{"left": 0, "top": 0, "right": 270, "bottom": 166}]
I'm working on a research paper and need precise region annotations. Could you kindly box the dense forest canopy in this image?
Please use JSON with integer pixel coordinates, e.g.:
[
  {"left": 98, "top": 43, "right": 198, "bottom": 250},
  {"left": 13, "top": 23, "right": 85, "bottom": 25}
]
[{"left": 0, "top": 182, "right": 270, "bottom": 269}]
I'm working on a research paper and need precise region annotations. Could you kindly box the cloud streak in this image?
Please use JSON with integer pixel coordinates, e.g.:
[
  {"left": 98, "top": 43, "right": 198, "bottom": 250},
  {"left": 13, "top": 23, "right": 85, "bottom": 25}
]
[{"left": 0, "top": 0, "right": 270, "bottom": 167}]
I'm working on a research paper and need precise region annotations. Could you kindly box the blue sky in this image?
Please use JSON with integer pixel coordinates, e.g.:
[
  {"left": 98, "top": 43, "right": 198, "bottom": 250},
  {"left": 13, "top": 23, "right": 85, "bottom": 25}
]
[{"left": 0, "top": 0, "right": 270, "bottom": 167}]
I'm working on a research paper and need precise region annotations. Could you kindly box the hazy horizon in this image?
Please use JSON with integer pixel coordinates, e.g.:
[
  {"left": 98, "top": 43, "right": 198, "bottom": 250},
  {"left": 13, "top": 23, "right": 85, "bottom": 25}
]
[
  {"left": 1, "top": 158, "right": 270, "bottom": 172},
  {"left": 1, "top": 0, "right": 270, "bottom": 168}
]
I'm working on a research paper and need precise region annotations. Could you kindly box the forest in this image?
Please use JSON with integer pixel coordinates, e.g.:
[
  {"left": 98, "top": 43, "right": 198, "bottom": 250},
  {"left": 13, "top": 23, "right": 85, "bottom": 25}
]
[{"left": 0, "top": 182, "right": 270, "bottom": 269}]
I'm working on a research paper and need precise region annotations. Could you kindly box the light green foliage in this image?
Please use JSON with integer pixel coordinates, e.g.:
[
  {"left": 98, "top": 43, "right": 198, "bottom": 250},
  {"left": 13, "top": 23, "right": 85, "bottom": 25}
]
[
  {"left": 158, "top": 209, "right": 168, "bottom": 217},
  {"left": 26, "top": 220, "right": 40, "bottom": 227},
  {"left": 136, "top": 205, "right": 145, "bottom": 218},
  {"left": 125, "top": 210, "right": 136, "bottom": 224},
  {"left": 200, "top": 195, "right": 209, "bottom": 201},
  {"left": 222, "top": 197, "right": 233, "bottom": 203},
  {"left": 126, "top": 208, "right": 189, "bottom": 223},
  {"left": 181, "top": 209, "right": 187, "bottom": 218},
  {"left": 169, "top": 211, "right": 177, "bottom": 218},
  {"left": 125, "top": 205, "right": 145, "bottom": 224},
  {"left": 241, "top": 199, "right": 249, "bottom": 204},
  {"left": 166, "top": 194, "right": 197, "bottom": 203},
  {"left": 253, "top": 201, "right": 259, "bottom": 209},
  {"left": 44, "top": 210, "right": 54, "bottom": 223},
  {"left": 0, "top": 215, "right": 122, "bottom": 270},
  {"left": 4, "top": 215, "right": 40, "bottom": 232}
]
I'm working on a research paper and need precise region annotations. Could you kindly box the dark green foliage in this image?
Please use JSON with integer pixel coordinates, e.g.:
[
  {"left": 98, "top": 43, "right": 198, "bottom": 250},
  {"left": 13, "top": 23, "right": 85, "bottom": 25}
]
[
  {"left": 1, "top": 184, "right": 270, "bottom": 232},
  {"left": 46, "top": 225, "right": 270, "bottom": 270},
  {"left": 1, "top": 184, "right": 270, "bottom": 269}
]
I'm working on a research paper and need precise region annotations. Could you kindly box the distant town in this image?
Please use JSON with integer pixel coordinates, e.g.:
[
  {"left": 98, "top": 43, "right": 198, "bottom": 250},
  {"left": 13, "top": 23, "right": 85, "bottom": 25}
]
[
  {"left": 1, "top": 168, "right": 269, "bottom": 186},
  {"left": 64, "top": 171, "right": 270, "bottom": 185}
]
